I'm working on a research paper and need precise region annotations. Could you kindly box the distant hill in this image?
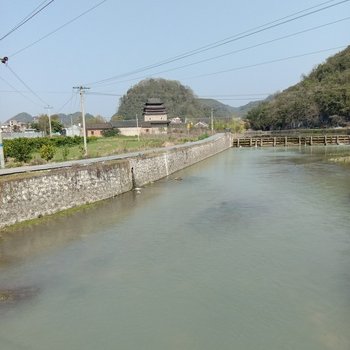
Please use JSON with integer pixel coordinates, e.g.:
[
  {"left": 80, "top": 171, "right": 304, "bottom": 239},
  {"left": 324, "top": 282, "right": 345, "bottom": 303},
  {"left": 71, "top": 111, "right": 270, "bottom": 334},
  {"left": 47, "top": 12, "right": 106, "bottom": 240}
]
[
  {"left": 116, "top": 78, "right": 260, "bottom": 120},
  {"left": 117, "top": 78, "right": 207, "bottom": 119},
  {"left": 6, "top": 112, "right": 33, "bottom": 123},
  {"left": 4, "top": 112, "right": 95, "bottom": 127},
  {"left": 197, "top": 99, "right": 238, "bottom": 118},
  {"left": 247, "top": 46, "right": 350, "bottom": 130},
  {"left": 57, "top": 112, "right": 94, "bottom": 127}
]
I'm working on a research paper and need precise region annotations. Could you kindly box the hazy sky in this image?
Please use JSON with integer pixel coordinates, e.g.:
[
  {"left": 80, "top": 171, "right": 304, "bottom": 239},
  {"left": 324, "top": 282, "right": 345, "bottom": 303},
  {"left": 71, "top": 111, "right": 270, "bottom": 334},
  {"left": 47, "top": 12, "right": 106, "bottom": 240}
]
[{"left": 0, "top": 0, "right": 349, "bottom": 122}]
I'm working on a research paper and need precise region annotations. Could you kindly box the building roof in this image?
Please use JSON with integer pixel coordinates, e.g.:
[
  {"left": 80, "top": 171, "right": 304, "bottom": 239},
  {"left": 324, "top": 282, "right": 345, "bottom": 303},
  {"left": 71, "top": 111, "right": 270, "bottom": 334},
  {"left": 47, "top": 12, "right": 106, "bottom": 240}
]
[
  {"left": 85, "top": 123, "right": 113, "bottom": 130},
  {"left": 111, "top": 120, "right": 137, "bottom": 128},
  {"left": 143, "top": 98, "right": 167, "bottom": 116},
  {"left": 111, "top": 120, "right": 169, "bottom": 128},
  {"left": 148, "top": 120, "right": 170, "bottom": 125}
]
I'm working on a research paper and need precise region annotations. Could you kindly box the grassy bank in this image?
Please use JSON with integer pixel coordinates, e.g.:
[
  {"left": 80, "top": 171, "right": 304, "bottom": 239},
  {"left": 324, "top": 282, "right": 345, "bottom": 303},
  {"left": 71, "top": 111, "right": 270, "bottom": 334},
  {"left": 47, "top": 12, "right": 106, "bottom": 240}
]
[{"left": 5, "top": 134, "right": 208, "bottom": 167}]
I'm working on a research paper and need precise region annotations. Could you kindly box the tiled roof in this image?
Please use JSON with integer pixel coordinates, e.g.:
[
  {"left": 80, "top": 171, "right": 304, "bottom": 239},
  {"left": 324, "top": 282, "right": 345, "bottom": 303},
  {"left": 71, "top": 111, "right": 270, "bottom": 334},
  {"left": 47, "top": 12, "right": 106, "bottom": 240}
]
[{"left": 85, "top": 123, "right": 112, "bottom": 130}]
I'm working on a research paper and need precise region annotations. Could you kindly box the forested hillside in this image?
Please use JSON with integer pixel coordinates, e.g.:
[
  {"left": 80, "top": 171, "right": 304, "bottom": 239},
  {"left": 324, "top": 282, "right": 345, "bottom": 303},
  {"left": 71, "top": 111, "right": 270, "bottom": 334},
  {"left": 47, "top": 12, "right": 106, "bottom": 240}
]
[
  {"left": 115, "top": 78, "right": 241, "bottom": 120},
  {"left": 247, "top": 46, "right": 350, "bottom": 130},
  {"left": 116, "top": 79, "right": 205, "bottom": 120}
]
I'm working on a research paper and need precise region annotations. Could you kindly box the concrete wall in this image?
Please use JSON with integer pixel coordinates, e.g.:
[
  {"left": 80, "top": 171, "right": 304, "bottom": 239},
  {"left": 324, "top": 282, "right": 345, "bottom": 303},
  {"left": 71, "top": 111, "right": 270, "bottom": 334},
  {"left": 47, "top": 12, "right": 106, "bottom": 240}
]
[{"left": 0, "top": 133, "right": 232, "bottom": 229}]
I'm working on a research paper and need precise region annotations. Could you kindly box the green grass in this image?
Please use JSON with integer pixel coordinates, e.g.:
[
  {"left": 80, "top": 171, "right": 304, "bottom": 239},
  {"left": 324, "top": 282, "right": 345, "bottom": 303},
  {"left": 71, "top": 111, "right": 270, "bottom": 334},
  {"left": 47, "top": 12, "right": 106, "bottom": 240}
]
[
  {"left": 28, "top": 135, "right": 201, "bottom": 163},
  {"left": 4, "top": 133, "right": 211, "bottom": 167}
]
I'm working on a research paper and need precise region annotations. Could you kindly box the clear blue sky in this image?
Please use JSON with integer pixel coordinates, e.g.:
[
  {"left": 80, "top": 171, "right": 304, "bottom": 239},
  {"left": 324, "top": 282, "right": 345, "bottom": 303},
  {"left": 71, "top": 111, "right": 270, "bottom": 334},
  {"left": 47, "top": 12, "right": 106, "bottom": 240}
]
[{"left": 1, "top": 0, "right": 349, "bottom": 122}]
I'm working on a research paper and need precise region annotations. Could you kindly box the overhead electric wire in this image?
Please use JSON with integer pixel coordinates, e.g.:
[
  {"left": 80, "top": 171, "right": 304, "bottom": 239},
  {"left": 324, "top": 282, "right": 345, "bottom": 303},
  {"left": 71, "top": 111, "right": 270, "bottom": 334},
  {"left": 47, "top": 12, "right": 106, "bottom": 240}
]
[
  {"left": 0, "top": 0, "right": 54, "bottom": 41},
  {"left": 55, "top": 90, "right": 75, "bottom": 114},
  {"left": 10, "top": 0, "right": 107, "bottom": 57},
  {"left": 87, "top": 0, "right": 350, "bottom": 86},
  {"left": 6, "top": 64, "right": 49, "bottom": 106},
  {"left": 86, "top": 92, "right": 122, "bottom": 97},
  {"left": 0, "top": 75, "right": 42, "bottom": 106},
  {"left": 186, "top": 45, "right": 347, "bottom": 80},
  {"left": 91, "top": 16, "right": 350, "bottom": 89}
]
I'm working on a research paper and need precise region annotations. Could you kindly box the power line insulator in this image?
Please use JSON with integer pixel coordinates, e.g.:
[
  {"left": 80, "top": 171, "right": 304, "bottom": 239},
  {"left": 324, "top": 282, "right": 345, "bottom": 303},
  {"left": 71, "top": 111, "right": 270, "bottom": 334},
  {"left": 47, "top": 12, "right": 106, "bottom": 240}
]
[{"left": 1, "top": 56, "right": 8, "bottom": 64}]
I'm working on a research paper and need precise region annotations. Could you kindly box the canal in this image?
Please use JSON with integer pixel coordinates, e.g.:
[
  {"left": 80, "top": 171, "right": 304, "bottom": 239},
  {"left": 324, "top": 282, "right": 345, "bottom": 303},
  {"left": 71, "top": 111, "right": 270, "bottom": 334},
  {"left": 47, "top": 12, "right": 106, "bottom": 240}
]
[{"left": 0, "top": 146, "right": 349, "bottom": 350}]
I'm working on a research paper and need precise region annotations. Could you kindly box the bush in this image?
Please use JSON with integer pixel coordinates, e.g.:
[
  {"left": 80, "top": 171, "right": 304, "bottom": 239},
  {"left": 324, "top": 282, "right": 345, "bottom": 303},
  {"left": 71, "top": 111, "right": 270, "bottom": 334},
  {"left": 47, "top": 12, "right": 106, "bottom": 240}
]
[
  {"left": 39, "top": 144, "right": 56, "bottom": 161},
  {"left": 101, "top": 129, "right": 120, "bottom": 137},
  {"left": 4, "top": 138, "right": 33, "bottom": 162}
]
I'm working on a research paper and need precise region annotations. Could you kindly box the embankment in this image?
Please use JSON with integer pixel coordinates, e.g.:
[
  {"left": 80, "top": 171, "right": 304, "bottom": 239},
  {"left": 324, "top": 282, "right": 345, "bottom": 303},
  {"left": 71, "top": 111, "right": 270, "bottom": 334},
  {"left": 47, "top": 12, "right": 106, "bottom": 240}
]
[{"left": 0, "top": 133, "right": 232, "bottom": 229}]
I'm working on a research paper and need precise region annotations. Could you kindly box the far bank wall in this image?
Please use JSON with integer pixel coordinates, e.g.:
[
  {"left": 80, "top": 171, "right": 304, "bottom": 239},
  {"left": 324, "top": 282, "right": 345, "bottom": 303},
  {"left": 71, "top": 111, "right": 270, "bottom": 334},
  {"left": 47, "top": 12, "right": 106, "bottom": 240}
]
[{"left": 0, "top": 133, "right": 232, "bottom": 229}]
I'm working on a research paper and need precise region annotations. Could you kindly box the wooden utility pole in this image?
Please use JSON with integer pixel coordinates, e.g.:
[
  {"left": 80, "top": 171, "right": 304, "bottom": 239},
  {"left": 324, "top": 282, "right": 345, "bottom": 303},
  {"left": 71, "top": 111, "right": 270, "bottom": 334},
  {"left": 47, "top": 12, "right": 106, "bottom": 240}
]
[
  {"left": 0, "top": 57, "right": 8, "bottom": 168},
  {"left": 0, "top": 130, "right": 5, "bottom": 169},
  {"left": 45, "top": 105, "right": 53, "bottom": 137},
  {"left": 73, "top": 86, "right": 90, "bottom": 156}
]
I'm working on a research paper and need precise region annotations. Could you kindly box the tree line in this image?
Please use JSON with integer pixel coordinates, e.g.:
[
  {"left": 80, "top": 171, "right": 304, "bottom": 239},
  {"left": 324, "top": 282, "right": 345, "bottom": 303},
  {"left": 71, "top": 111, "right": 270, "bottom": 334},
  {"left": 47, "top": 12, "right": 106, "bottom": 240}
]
[{"left": 246, "top": 46, "right": 350, "bottom": 130}]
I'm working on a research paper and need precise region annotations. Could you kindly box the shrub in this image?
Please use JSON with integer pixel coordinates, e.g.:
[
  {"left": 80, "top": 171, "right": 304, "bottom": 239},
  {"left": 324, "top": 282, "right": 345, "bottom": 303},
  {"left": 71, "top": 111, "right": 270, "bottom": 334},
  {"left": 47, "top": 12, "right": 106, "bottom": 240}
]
[
  {"left": 39, "top": 144, "right": 56, "bottom": 161},
  {"left": 101, "top": 129, "right": 120, "bottom": 137},
  {"left": 4, "top": 138, "right": 33, "bottom": 162}
]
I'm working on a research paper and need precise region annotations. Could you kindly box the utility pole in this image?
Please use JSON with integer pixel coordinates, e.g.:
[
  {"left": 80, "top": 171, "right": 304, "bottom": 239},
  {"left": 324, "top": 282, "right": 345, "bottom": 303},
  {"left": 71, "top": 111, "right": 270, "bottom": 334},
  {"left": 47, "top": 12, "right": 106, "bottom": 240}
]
[
  {"left": 0, "top": 130, "right": 5, "bottom": 169},
  {"left": 0, "top": 57, "right": 8, "bottom": 168},
  {"left": 211, "top": 108, "right": 214, "bottom": 135},
  {"left": 136, "top": 114, "right": 140, "bottom": 142},
  {"left": 73, "top": 86, "right": 90, "bottom": 157},
  {"left": 45, "top": 105, "right": 53, "bottom": 137}
]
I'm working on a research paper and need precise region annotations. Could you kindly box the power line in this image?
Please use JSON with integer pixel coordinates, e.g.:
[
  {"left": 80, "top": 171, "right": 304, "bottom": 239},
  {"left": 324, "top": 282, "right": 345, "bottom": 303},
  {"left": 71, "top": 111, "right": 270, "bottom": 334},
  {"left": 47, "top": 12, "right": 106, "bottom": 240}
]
[
  {"left": 86, "top": 92, "right": 122, "bottom": 97},
  {"left": 6, "top": 64, "right": 49, "bottom": 106},
  {"left": 87, "top": 0, "right": 350, "bottom": 86},
  {"left": 0, "top": 74, "right": 41, "bottom": 106},
  {"left": 92, "top": 16, "right": 350, "bottom": 88},
  {"left": 0, "top": 0, "right": 54, "bottom": 41},
  {"left": 55, "top": 90, "right": 75, "bottom": 114},
  {"left": 10, "top": 0, "right": 107, "bottom": 57},
  {"left": 187, "top": 45, "right": 347, "bottom": 80}
]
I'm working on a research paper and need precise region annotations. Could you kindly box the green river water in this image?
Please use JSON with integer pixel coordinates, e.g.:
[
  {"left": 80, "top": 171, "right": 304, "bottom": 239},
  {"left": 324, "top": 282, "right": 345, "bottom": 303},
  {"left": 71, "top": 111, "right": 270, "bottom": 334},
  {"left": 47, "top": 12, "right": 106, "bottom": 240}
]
[{"left": 0, "top": 146, "right": 349, "bottom": 350}]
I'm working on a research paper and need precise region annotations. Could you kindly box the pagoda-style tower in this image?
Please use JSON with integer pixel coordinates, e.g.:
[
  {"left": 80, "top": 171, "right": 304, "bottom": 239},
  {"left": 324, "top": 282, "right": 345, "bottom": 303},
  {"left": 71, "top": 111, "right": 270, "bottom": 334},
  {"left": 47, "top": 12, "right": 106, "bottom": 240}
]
[
  {"left": 143, "top": 98, "right": 168, "bottom": 122},
  {"left": 142, "top": 98, "right": 169, "bottom": 133}
]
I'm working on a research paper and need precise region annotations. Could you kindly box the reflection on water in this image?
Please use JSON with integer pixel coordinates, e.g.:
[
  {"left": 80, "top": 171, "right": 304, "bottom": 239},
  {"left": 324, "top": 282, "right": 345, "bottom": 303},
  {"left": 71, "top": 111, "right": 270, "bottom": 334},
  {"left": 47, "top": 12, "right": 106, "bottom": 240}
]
[{"left": 0, "top": 146, "right": 349, "bottom": 350}]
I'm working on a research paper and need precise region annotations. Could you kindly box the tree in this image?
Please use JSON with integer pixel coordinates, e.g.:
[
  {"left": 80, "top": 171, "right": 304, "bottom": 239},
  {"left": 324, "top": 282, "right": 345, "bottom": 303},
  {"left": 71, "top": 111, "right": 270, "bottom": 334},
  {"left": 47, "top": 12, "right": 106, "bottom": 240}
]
[
  {"left": 117, "top": 78, "right": 207, "bottom": 120},
  {"left": 101, "top": 128, "right": 120, "bottom": 137},
  {"left": 110, "top": 114, "right": 125, "bottom": 122},
  {"left": 246, "top": 46, "right": 350, "bottom": 130},
  {"left": 30, "top": 115, "right": 63, "bottom": 135},
  {"left": 51, "top": 115, "right": 64, "bottom": 133},
  {"left": 86, "top": 115, "right": 106, "bottom": 125},
  {"left": 40, "top": 144, "right": 56, "bottom": 161}
]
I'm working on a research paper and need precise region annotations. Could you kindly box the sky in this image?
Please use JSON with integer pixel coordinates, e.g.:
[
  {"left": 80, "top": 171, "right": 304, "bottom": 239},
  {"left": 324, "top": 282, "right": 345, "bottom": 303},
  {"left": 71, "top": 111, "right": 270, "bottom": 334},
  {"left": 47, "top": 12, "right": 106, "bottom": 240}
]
[{"left": 0, "top": 0, "right": 349, "bottom": 123}]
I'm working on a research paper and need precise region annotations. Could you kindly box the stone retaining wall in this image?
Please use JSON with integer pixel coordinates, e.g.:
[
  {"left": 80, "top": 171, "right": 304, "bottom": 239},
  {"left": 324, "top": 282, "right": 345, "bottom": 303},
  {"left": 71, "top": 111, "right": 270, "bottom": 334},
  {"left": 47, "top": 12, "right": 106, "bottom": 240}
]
[{"left": 0, "top": 133, "right": 232, "bottom": 229}]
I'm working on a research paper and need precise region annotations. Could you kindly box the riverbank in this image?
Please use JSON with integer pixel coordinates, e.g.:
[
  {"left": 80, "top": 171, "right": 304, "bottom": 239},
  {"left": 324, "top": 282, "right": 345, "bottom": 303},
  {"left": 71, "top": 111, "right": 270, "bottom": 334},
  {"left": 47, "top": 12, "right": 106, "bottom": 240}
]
[
  {"left": 330, "top": 155, "right": 350, "bottom": 163},
  {"left": 0, "top": 133, "right": 233, "bottom": 230}
]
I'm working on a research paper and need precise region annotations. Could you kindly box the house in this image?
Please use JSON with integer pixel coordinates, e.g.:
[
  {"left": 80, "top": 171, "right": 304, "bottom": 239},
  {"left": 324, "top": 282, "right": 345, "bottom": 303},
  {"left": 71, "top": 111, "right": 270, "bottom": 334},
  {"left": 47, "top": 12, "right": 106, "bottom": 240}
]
[
  {"left": 170, "top": 117, "right": 182, "bottom": 124},
  {"left": 110, "top": 120, "right": 139, "bottom": 136},
  {"left": 2, "top": 119, "right": 29, "bottom": 132},
  {"left": 194, "top": 121, "right": 209, "bottom": 129},
  {"left": 86, "top": 123, "right": 114, "bottom": 137},
  {"left": 111, "top": 98, "right": 170, "bottom": 136},
  {"left": 82, "top": 98, "right": 170, "bottom": 137},
  {"left": 64, "top": 125, "right": 82, "bottom": 137}
]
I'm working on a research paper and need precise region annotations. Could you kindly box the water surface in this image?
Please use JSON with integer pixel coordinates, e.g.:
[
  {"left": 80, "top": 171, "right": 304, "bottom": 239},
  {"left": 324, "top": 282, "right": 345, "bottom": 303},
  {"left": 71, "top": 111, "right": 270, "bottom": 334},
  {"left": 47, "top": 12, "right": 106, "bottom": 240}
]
[{"left": 0, "top": 146, "right": 349, "bottom": 350}]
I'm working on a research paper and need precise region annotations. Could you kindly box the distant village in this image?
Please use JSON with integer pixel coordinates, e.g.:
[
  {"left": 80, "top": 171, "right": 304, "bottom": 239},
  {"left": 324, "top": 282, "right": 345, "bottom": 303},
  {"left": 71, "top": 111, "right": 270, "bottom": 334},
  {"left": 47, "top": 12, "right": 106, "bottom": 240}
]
[{"left": 1, "top": 98, "right": 212, "bottom": 139}]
